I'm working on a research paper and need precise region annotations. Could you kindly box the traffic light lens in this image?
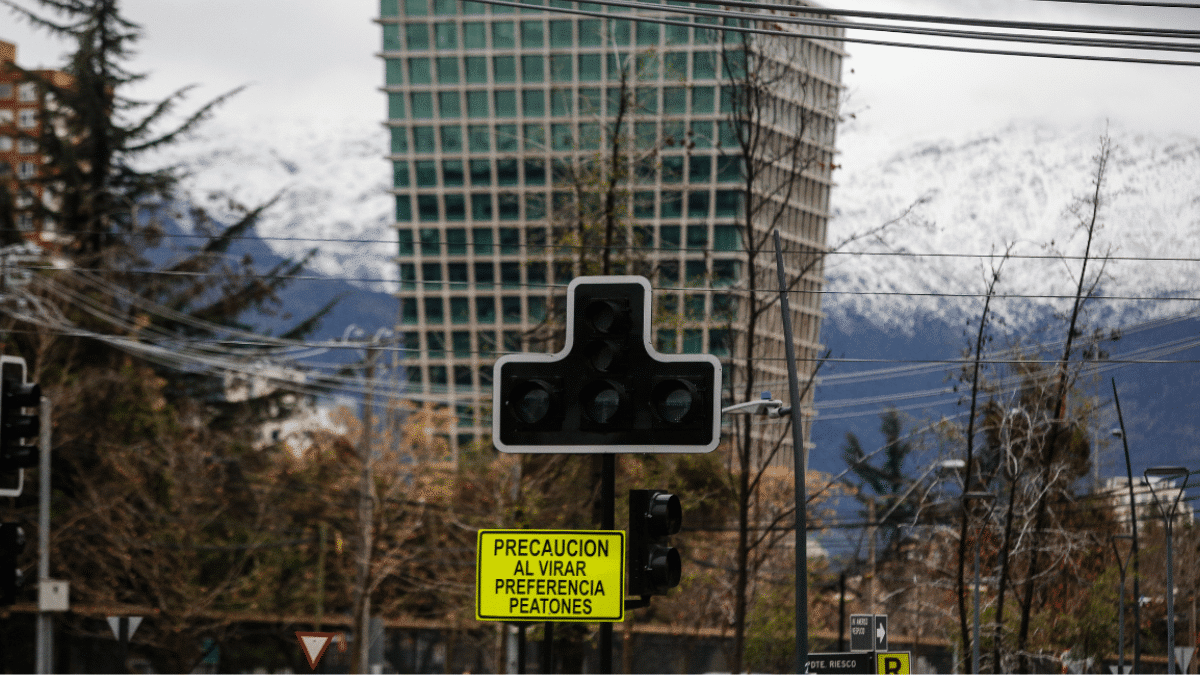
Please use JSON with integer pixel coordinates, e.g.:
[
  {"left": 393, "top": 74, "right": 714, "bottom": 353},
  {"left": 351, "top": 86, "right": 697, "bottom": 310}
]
[
  {"left": 582, "top": 383, "right": 622, "bottom": 423},
  {"left": 511, "top": 383, "right": 552, "bottom": 424},
  {"left": 652, "top": 382, "right": 695, "bottom": 423},
  {"left": 585, "top": 339, "right": 621, "bottom": 372},
  {"left": 586, "top": 301, "right": 617, "bottom": 332}
]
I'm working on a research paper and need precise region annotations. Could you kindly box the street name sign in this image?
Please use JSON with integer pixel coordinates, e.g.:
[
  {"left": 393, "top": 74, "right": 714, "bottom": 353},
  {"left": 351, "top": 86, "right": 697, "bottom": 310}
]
[
  {"left": 806, "top": 652, "right": 875, "bottom": 674},
  {"left": 476, "top": 529, "right": 625, "bottom": 622},
  {"left": 850, "top": 614, "right": 873, "bottom": 651}
]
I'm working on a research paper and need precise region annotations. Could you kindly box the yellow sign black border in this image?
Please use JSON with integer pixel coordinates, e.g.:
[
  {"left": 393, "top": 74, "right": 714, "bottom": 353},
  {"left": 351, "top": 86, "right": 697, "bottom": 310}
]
[{"left": 476, "top": 529, "right": 626, "bottom": 623}]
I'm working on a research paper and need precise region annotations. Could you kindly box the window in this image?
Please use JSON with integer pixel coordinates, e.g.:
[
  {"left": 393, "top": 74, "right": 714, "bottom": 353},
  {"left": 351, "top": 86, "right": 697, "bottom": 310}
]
[
  {"left": 468, "top": 125, "right": 490, "bottom": 152},
  {"left": 663, "top": 87, "right": 686, "bottom": 115},
  {"left": 396, "top": 195, "right": 413, "bottom": 221},
  {"left": 494, "top": 90, "right": 517, "bottom": 117},
  {"left": 497, "top": 124, "right": 519, "bottom": 150},
  {"left": 521, "top": 55, "right": 545, "bottom": 82},
  {"left": 521, "top": 20, "right": 543, "bottom": 47},
  {"left": 528, "top": 296, "right": 547, "bottom": 322},
  {"left": 422, "top": 262, "right": 443, "bottom": 289},
  {"left": 657, "top": 329, "right": 677, "bottom": 353},
  {"left": 469, "top": 159, "right": 491, "bottom": 186},
  {"left": 715, "top": 190, "right": 742, "bottom": 217},
  {"left": 405, "top": 0, "right": 428, "bottom": 15},
  {"left": 716, "top": 156, "right": 740, "bottom": 182},
  {"left": 498, "top": 193, "right": 520, "bottom": 220},
  {"left": 579, "top": 19, "right": 602, "bottom": 46},
  {"left": 523, "top": 159, "right": 546, "bottom": 185},
  {"left": 549, "top": 20, "right": 572, "bottom": 47},
  {"left": 429, "top": 366, "right": 447, "bottom": 386},
  {"left": 712, "top": 294, "right": 738, "bottom": 319},
  {"left": 635, "top": 122, "right": 656, "bottom": 150},
  {"left": 478, "top": 332, "right": 496, "bottom": 357},
  {"left": 686, "top": 224, "right": 708, "bottom": 249},
  {"left": 685, "top": 294, "right": 705, "bottom": 320},
  {"left": 398, "top": 229, "right": 415, "bottom": 255},
  {"left": 465, "top": 56, "right": 487, "bottom": 83},
  {"left": 0, "top": 84, "right": 12, "bottom": 99},
  {"left": 433, "top": 0, "right": 456, "bottom": 15},
  {"left": 443, "top": 160, "right": 465, "bottom": 186},
  {"left": 523, "top": 124, "right": 544, "bottom": 150},
  {"left": 476, "top": 297, "right": 496, "bottom": 323},
  {"left": 385, "top": 59, "right": 405, "bottom": 86},
  {"left": 0, "top": 110, "right": 12, "bottom": 125},
  {"left": 661, "top": 192, "right": 682, "bottom": 219},
  {"left": 435, "top": 127, "right": 460, "bottom": 153},
  {"left": 18, "top": 110, "right": 36, "bottom": 129},
  {"left": 473, "top": 227, "right": 494, "bottom": 253},
  {"left": 419, "top": 195, "right": 440, "bottom": 221},
  {"left": 493, "top": 56, "right": 516, "bottom": 82},
  {"left": 391, "top": 127, "right": 409, "bottom": 153},
  {"left": 466, "top": 91, "right": 489, "bottom": 118},
  {"left": 528, "top": 260, "right": 546, "bottom": 284},
  {"left": 661, "top": 156, "right": 684, "bottom": 183},
  {"left": 400, "top": 263, "right": 415, "bottom": 289},
  {"left": 387, "top": 92, "right": 406, "bottom": 118},
  {"left": 659, "top": 226, "right": 681, "bottom": 252},
  {"left": 503, "top": 331, "right": 522, "bottom": 352},
  {"left": 413, "top": 126, "right": 436, "bottom": 153},
  {"left": 454, "top": 366, "right": 472, "bottom": 388},
  {"left": 501, "top": 262, "right": 521, "bottom": 288},
  {"left": 663, "top": 52, "right": 687, "bottom": 79},
  {"left": 496, "top": 159, "right": 519, "bottom": 186},
  {"left": 692, "top": 87, "right": 715, "bottom": 114},
  {"left": 502, "top": 297, "right": 522, "bottom": 323},
  {"left": 445, "top": 194, "right": 466, "bottom": 220},
  {"left": 682, "top": 329, "right": 702, "bottom": 354},
  {"left": 689, "top": 156, "right": 711, "bottom": 183},
  {"left": 472, "top": 193, "right": 493, "bottom": 220},
  {"left": 424, "top": 297, "right": 445, "bottom": 323},
  {"left": 18, "top": 83, "right": 37, "bottom": 102},
  {"left": 578, "top": 54, "right": 601, "bottom": 82},
  {"left": 0, "top": 136, "right": 11, "bottom": 151},
  {"left": 448, "top": 261, "right": 468, "bottom": 285},
  {"left": 693, "top": 52, "right": 717, "bottom": 79},
  {"left": 686, "top": 260, "right": 706, "bottom": 283},
  {"left": 714, "top": 224, "right": 740, "bottom": 251},
  {"left": 579, "top": 122, "right": 600, "bottom": 150},
  {"left": 393, "top": 161, "right": 410, "bottom": 187},
  {"left": 522, "top": 89, "right": 545, "bottom": 116},
  {"left": 474, "top": 261, "right": 494, "bottom": 287},
  {"left": 419, "top": 227, "right": 441, "bottom": 254},
  {"left": 713, "top": 259, "right": 740, "bottom": 286},
  {"left": 636, "top": 22, "right": 659, "bottom": 46},
  {"left": 550, "top": 90, "right": 571, "bottom": 116},
  {"left": 499, "top": 227, "right": 520, "bottom": 253},
  {"left": 416, "top": 160, "right": 438, "bottom": 187},
  {"left": 17, "top": 161, "right": 37, "bottom": 179},
  {"left": 636, "top": 87, "right": 657, "bottom": 114},
  {"left": 453, "top": 331, "right": 472, "bottom": 357},
  {"left": 451, "top": 297, "right": 470, "bottom": 323},
  {"left": 406, "top": 23, "right": 430, "bottom": 49},
  {"left": 550, "top": 54, "right": 572, "bottom": 82},
  {"left": 493, "top": 22, "right": 516, "bottom": 48},
  {"left": 463, "top": 22, "right": 485, "bottom": 48},
  {"left": 402, "top": 298, "right": 419, "bottom": 324},
  {"left": 409, "top": 58, "right": 432, "bottom": 84},
  {"left": 437, "top": 57, "right": 460, "bottom": 84},
  {"left": 551, "top": 124, "right": 572, "bottom": 151}
]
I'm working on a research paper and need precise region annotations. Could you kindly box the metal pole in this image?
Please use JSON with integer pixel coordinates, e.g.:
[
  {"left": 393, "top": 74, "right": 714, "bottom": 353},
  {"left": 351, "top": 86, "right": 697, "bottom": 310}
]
[
  {"left": 35, "top": 396, "right": 51, "bottom": 675},
  {"left": 772, "top": 230, "right": 809, "bottom": 673},
  {"left": 542, "top": 622, "right": 554, "bottom": 674},
  {"left": 598, "top": 454, "right": 614, "bottom": 673},
  {"left": 1112, "top": 379, "right": 1141, "bottom": 674},
  {"left": 969, "top": 530, "right": 979, "bottom": 672},
  {"left": 1118, "top": 566, "right": 1126, "bottom": 673},
  {"left": 1167, "top": 517, "right": 1177, "bottom": 675},
  {"left": 517, "top": 624, "right": 526, "bottom": 674}
]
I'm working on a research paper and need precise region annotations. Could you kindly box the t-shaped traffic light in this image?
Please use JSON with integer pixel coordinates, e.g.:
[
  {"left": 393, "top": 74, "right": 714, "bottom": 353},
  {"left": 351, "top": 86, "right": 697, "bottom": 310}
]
[{"left": 493, "top": 276, "right": 721, "bottom": 453}]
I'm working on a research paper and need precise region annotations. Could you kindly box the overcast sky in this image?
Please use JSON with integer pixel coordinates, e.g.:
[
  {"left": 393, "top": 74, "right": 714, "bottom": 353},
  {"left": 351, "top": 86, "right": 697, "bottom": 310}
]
[{"left": 4, "top": 0, "right": 1199, "bottom": 149}]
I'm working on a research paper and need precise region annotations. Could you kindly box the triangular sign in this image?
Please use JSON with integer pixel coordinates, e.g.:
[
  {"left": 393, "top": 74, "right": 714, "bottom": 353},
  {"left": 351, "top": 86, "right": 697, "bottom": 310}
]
[
  {"left": 295, "top": 632, "right": 337, "bottom": 671},
  {"left": 1108, "top": 667, "right": 1132, "bottom": 674},
  {"left": 106, "top": 616, "right": 143, "bottom": 641},
  {"left": 1176, "top": 647, "right": 1195, "bottom": 671}
]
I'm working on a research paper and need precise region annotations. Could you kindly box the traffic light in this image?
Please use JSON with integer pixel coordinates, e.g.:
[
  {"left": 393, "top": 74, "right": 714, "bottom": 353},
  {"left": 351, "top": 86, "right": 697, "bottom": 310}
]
[
  {"left": 0, "top": 367, "right": 40, "bottom": 471},
  {"left": 0, "top": 522, "right": 25, "bottom": 606},
  {"left": 627, "top": 490, "right": 682, "bottom": 597},
  {"left": 494, "top": 276, "right": 721, "bottom": 453}
]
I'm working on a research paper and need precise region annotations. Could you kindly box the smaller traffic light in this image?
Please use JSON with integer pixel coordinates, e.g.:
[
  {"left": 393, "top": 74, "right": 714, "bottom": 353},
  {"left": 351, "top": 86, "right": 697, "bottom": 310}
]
[
  {"left": 628, "top": 489, "right": 682, "bottom": 597},
  {"left": 0, "top": 376, "right": 41, "bottom": 471},
  {"left": 0, "top": 522, "right": 25, "bottom": 606}
]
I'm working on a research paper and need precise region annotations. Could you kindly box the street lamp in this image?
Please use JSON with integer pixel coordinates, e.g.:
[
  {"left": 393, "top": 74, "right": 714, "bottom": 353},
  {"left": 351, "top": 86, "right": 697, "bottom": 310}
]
[
  {"left": 1144, "top": 466, "right": 1190, "bottom": 675},
  {"left": 963, "top": 492, "right": 996, "bottom": 675},
  {"left": 1111, "top": 534, "right": 1134, "bottom": 674}
]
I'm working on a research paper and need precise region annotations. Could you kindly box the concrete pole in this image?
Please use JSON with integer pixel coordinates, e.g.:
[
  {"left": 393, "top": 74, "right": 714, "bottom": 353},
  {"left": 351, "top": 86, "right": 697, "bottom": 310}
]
[{"left": 35, "top": 396, "right": 51, "bottom": 675}]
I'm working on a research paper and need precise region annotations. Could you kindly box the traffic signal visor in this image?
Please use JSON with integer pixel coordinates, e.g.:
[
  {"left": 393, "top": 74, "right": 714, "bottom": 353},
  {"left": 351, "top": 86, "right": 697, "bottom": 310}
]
[{"left": 493, "top": 276, "right": 721, "bottom": 453}]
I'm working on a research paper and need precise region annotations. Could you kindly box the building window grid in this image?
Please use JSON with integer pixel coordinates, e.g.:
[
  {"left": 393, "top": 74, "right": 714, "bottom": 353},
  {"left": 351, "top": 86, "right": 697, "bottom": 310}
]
[{"left": 385, "top": 5, "right": 840, "bottom": 454}]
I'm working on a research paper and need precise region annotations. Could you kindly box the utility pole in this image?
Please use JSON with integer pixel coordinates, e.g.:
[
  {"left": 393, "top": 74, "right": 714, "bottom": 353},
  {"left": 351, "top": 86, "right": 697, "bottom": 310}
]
[
  {"left": 867, "top": 498, "right": 877, "bottom": 615},
  {"left": 35, "top": 397, "right": 51, "bottom": 674},
  {"left": 353, "top": 344, "right": 377, "bottom": 675}
]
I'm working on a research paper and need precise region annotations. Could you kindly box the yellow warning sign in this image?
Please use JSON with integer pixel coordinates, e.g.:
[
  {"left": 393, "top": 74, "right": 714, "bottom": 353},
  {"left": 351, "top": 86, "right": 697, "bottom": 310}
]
[
  {"left": 476, "top": 529, "right": 625, "bottom": 622},
  {"left": 877, "top": 652, "right": 911, "bottom": 674}
]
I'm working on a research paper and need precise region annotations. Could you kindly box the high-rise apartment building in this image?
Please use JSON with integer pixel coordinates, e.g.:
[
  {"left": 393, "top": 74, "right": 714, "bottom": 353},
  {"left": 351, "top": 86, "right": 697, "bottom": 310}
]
[
  {"left": 0, "top": 39, "right": 71, "bottom": 241},
  {"left": 379, "top": 0, "right": 843, "bottom": 466}
]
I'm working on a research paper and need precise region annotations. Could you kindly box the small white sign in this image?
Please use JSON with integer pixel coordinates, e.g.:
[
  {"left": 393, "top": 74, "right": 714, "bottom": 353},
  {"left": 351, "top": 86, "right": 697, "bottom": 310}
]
[
  {"left": 37, "top": 579, "right": 68, "bottom": 612},
  {"left": 107, "top": 616, "right": 143, "bottom": 641},
  {"left": 1176, "top": 647, "right": 1195, "bottom": 672}
]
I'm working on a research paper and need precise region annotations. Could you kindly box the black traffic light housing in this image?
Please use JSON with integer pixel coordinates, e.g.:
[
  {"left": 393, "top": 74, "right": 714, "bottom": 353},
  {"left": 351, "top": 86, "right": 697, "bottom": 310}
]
[
  {"left": 0, "top": 355, "right": 40, "bottom": 472},
  {"left": 494, "top": 276, "right": 721, "bottom": 453},
  {"left": 628, "top": 490, "right": 682, "bottom": 597},
  {"left": 0, "top": 522, "right": 25, "bottom": 606}
]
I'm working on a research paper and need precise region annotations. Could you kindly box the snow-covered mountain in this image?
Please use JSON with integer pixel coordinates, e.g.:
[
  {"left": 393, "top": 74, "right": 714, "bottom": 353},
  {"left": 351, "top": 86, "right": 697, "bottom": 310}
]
[{"left": 156, "top": 117, "right": 1200, "bottom": 339}]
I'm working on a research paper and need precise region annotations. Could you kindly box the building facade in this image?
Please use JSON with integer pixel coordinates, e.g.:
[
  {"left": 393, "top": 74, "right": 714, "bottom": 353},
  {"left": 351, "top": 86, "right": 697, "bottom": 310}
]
[
  {"left": 0, "top": 39, "right": 71, "bottom": 241},
  {"left": 378, "top": 0, "right": 844, "bottom": 466}
]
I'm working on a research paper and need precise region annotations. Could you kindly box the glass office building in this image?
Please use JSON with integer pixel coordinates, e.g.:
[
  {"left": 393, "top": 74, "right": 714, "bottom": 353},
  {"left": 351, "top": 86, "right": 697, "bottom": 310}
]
[{"left": 379, "top": 0, "right": 844, "bottom": 466}]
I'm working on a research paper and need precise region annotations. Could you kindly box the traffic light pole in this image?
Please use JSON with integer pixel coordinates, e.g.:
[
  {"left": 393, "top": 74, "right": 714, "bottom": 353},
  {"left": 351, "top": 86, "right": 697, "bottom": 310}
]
[
  {"left": 36, "top": 396, "right": 51, "bottom": 674},
  {"left": 773, "top": 230, "right": 809, "bottom": 674},
  {"left": 598, "top": 453, "right": 614, "bottom": 673}
]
